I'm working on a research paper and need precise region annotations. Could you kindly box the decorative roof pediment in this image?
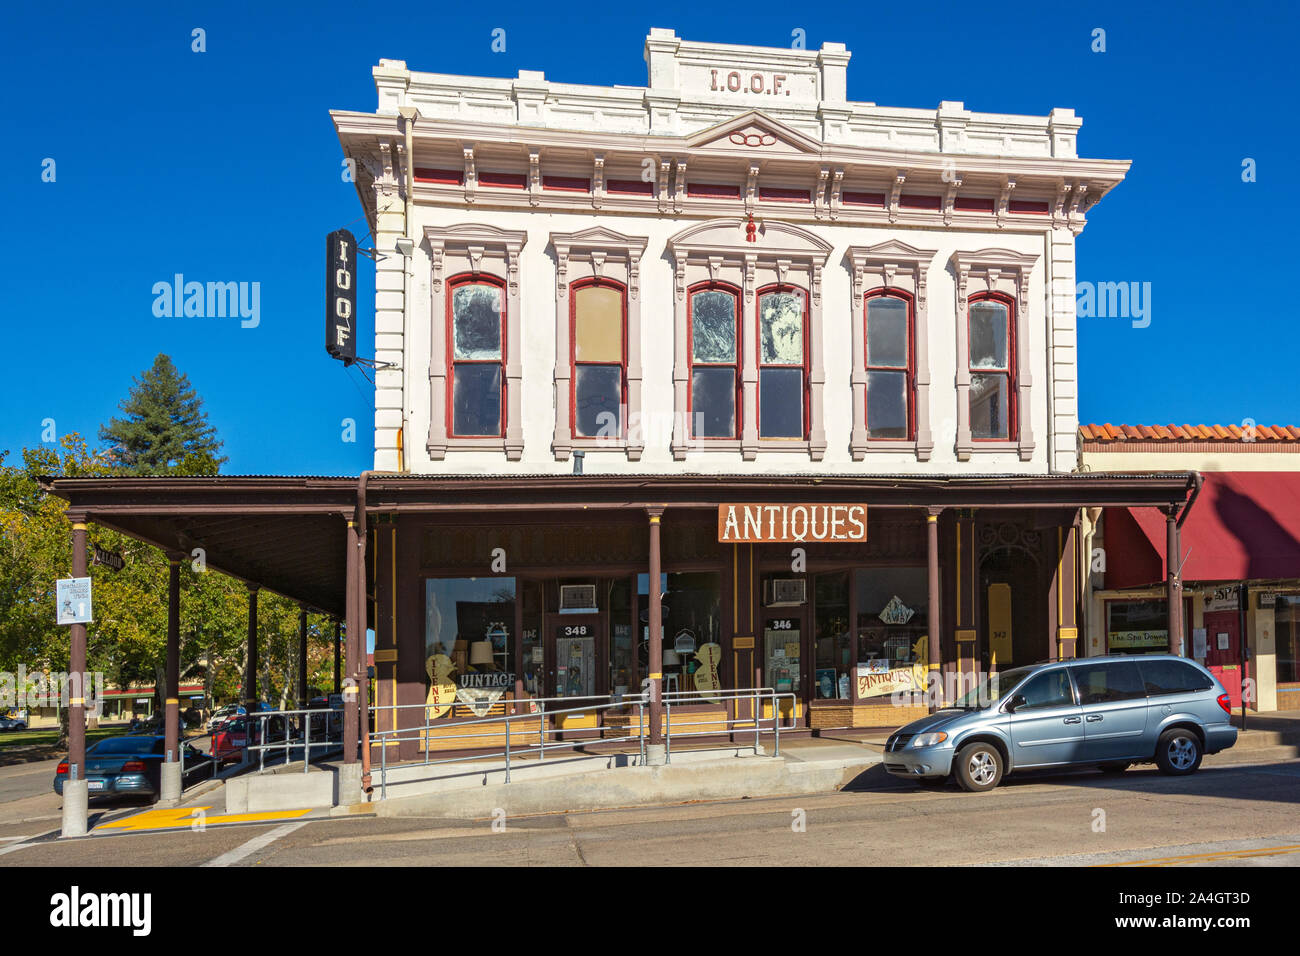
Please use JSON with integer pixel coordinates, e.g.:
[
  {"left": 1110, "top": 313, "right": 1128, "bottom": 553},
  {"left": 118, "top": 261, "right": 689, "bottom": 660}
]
[
  {"left": 549, "top": 225, "right": 648, "bottom": 258},
  {"left": 682, "top": 110, "right": 823, "bottom": 155},
  {"left": 667, "top": 218, "right": 832, "bottom": 261},
  {"left": 847, "top": 240, "right": 938, "bottom": 266}
]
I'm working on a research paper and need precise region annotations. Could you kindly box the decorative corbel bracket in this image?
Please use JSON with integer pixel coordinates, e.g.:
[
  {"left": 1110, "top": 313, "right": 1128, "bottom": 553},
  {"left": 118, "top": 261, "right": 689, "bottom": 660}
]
[
  {"left": 943, "top": 174, "right": 962, "bottom": 225},
  {"left": 592, "top": 154, "right": 605, "bottom": 210},
  {"left": 744, "top": 163, "right": 759, "bottom": 216},
  {"left": 657, "top": 159, "right": 672, "bottom": 214},
  {"left": 673, "top": 159, "right": 687, "bottom": 214},
  {"left": 528, "top": 149, "right": 541, "bottom": 206},
  {"left": 830, "top": 169, "right": 844, "bottom": 221},
  {"left": 814, "top": 167, "right": 829, "bottom": 219},
  {"left": 888, "top": 170, "right": 906, "bottom": 224},
  {"left": 996, "top": 176, "right": 1016, "bottom": 227},
  {"left": 462, "top": 145, "right": 477, "bottom": 204}
]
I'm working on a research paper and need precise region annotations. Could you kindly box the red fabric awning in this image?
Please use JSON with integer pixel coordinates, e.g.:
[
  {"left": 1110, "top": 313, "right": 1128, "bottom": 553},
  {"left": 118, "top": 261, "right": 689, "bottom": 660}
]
[{"left": 1103, "top": 472, "right": 1300, "bottom": 588}]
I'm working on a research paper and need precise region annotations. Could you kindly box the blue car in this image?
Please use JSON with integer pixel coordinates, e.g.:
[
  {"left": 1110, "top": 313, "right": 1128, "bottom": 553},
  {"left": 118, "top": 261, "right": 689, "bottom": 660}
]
[
  {"left": 53, "top": 735, "right": 215, "bottom": 802},
  {"left": 884, "top": 655, "right": 1238, "bottom": 792}
]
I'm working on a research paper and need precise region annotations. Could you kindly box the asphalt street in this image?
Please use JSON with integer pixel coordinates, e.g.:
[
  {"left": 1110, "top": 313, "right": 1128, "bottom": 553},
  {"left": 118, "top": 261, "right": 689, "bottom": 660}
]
[{"left": 0, "top": 746, "right": 1297, "bottom": 867}]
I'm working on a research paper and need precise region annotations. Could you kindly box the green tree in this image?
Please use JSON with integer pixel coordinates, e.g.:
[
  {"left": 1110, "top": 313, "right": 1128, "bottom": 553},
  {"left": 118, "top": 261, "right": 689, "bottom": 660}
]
[{"left": 98, "top": 354, "right": 227, "bottom": 475}]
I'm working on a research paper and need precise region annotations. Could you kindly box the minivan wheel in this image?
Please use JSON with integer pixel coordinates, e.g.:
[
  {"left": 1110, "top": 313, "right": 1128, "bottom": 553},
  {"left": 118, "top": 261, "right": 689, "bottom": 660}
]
[
  {"left": 1155, "top": 728, "right": 1202, "bottom": 776},
  {"left": 955, "top": 743, "right": 1003, "bottom": 792}
]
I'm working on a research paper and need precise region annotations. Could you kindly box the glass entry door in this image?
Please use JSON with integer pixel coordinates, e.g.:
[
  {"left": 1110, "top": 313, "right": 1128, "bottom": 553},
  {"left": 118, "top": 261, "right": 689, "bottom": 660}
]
[
  {"left": 763, "top": 613, "right": 805, "bottom": 698},
  {"left": 551, "top": 616, "right": 599, "bottom": 700}
]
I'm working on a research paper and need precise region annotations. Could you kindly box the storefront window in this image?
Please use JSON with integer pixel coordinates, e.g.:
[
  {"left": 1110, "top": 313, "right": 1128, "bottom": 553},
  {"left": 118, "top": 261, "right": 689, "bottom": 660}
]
[
  {"left": 1106, "top": 600, "right": 1169, "bottom": 654},
  {"left": 814, "top": 571, "right": 851, "bottom": 699},
  {"left": 609, "top": 577, "right": 634, "bottom": 695},
  {"left": 855, "top": 568, "right": 927, "bottom": 664},
  {"left": 519, "top": 581, "right": 543, "bottom": 696},
  {"left": 1277, "top": 595, "right": 1300, "bottom": 684},
  {"left": 424, "top": 578, "right": 517, "bottom": 682},
  {"left": 638, "top": 572, "right": 722, "bottom": 691}
]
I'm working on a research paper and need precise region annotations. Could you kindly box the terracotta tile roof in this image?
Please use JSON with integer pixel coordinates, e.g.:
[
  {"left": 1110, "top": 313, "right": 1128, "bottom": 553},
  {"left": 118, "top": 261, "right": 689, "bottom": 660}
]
[{"left": 1080, "top": 423, "right": 1300, "bottom": 442}]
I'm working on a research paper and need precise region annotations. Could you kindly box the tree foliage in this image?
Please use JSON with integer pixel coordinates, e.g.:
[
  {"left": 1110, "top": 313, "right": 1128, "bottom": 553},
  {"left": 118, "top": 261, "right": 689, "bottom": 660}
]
[{"left": 0, "top": 356, "right": 337, "bottom": 739}]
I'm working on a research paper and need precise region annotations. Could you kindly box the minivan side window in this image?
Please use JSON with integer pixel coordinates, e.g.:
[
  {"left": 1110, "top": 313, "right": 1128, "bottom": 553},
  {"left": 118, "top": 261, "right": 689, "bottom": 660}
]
[
  {"left": 1013, "top": 670, "right": 1075, "bottom": 710},
  {"left": 1138, "top": 660, "right": 1214, "bottom": 696},
  {"left": 1072, "top": 661, "right": 1146, "bottom": 704}
]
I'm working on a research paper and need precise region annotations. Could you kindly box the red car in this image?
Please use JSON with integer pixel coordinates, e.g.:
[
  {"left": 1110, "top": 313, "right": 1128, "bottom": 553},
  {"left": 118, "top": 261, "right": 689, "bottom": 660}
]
[{"left": 210, "top": 715, "right": 290, "bottom": 765}]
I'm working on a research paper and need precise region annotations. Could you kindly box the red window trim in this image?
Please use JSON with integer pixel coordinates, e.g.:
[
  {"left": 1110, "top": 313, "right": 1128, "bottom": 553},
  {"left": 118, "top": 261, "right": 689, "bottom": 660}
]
[
  {"left": 863, "top": 288, "right": 916, "bottom": 442},
  {"left": 687, "top": 182, "right": 741, "bottom": 199},
  {"left": 967, "top": 291, "right": 1017, "bottom": 442},
  {"left": 1008, "top": 199, "right": 1050, "bottom": 215},
  {"left": 414, "top": 167, "right": 464, "bottom": 185},
  {"left": 543, "top": 175, "right": 590, "bottom": 193},
  {"left": 899, "top": 194, "right": 942, "bottom": 211},
  {"left": 446, "top": 273, "right": 507, "bottom": 439},
  {"left": 687, "top": 281, "right": 742, "bottom": 440},
  {"left": 607, "top": 178, "right": 654, "bottom": 195},
  {"left": 569, "top": 277, "right": 629, "bottom": 440},
  {"left": 759, "top": 186, "right": 811, "bottom": 203},
  {"left": 842, "top": 191, "right": 886, "bottom": 207},
  {"left": 755, "top": 283, "right": 811, "bottom": 440},
  {"left": 478, "top": 170, "right": 527, "bottom": 190}
]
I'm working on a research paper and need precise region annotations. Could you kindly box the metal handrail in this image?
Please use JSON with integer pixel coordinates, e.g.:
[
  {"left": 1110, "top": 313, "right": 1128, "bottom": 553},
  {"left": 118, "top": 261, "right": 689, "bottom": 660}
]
[{"left": 366, "top": 686, "right": 800, "bottom": 800}]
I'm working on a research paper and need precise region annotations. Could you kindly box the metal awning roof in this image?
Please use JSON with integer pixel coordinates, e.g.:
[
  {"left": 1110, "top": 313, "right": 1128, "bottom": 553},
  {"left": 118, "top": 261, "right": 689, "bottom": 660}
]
[{"left": 41, "top": 471, "right": 1199, "bottom": 618}]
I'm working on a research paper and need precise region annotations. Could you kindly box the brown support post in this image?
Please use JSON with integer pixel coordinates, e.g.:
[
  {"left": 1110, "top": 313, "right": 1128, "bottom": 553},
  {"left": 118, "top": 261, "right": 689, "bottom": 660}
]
[
  {"left": 62, "top": 518, "right": 89, "bottom": 837},
  {"left": 297, "top": 606, "right": 309, "bottom": 707},
  {"left": 245, "top": 586, "right": 259, "bottom": 706},
  {"left": 160, "top": 553, "right": 183, "bottom": 802},
  {"left": 343, "top": 518, "right": 360, "bottom": 768},
  {"left": 1166, "top": 508, "right": 1184, "bottom": 657},
  {"left": 333, "top": 619, "right": 341, "bottom": 694},
  {"left": 646, "top": 508, "right": 665, "bottom": 762},
  {"left": 927, "top": 508, "right": 943, "bottom": 711}
]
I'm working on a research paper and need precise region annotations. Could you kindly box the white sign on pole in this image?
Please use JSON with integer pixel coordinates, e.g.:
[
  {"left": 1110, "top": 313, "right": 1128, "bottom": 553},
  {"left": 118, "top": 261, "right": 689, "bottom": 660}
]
[{"left": 56, "top": 577, "right": 93, "bottom": 625}]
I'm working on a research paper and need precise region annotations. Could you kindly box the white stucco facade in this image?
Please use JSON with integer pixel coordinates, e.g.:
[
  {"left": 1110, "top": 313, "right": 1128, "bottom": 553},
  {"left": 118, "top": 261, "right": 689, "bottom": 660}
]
[{"left": 333, "top": 30, "right": 1129, "bottom": 477}]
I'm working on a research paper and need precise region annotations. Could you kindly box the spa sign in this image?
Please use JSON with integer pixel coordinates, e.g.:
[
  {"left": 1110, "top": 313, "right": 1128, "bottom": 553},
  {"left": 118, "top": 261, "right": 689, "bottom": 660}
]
[{"left": 718, "top": 504, "right": 868, "bottom": 543}]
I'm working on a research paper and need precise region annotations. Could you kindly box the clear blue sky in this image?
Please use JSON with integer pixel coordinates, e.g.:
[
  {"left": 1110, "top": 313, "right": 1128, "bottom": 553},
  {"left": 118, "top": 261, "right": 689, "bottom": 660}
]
[{"left": 3, "top": 0, "right": 1294, "bottom": 474}]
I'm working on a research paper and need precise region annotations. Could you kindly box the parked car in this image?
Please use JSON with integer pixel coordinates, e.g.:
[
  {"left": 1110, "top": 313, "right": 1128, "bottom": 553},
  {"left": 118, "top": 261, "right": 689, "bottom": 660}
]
[
  {"left": 207, "top": 705, "right": 240, "bottom": 733},
  {"left": 0, "top": 715, "right": 28, "bottom": 731},
  {"left": 884, "top": 654, "right": 1237, "bottom": 792},
  {"left": 52, "top": 735, "right": 215, "bottom": 801},
  {"left": 306, "top": 695, "right": 344, "bottom": 739},
  {"left": 209, "top": 714, "right": 290, "bottom": 765}
]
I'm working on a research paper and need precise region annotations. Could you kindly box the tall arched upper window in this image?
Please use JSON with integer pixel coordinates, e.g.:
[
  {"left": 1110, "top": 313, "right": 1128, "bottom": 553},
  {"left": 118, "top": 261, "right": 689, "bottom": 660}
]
[
  {"left": 688, "top": 283, "right": 740, "bottom": 439},
  {"left": 570, "top": 279, "right": 627, "bottom": 439},
  {"left": 757, "top": 285, "right": 809, "bottom": 439},
  {"left": 967, "top": 292, "right": 1015, "bottom": 440},
  {"left": 864, "top": 290, "right": 914, "bottom": 440},
  {"left": 448, "top": 274, "right": 507, "bottom": 437}
]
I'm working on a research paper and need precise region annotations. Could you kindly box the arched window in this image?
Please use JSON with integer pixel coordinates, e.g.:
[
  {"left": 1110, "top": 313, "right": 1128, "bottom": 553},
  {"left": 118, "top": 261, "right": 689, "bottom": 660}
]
[
  {"left": 967, "top": 292, "right": 1015, "bottom": 440},
  {"left": 757, "top": 284, "right": 809, "bottom": 439},
  {"left": 864, "top": 290, "right": 914, "bottom": 440},
  {"left": 570, "top": 278, "right": 627, "bottom": 439},
  {"left": 447, "top": 274, "right": 507, "bottom": 437},
  {"left": 688, "top": 282, "right": 741, "bottom": 439}
]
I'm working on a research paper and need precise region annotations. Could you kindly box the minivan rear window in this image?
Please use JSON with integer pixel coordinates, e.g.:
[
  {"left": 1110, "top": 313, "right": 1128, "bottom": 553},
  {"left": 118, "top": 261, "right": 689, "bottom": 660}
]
[
  {"left": 1138, "top": 660, "right": 1214, "bottom": 696},
  {"left": 1072, "top": 661, "right": 1146, "bottom": 704}
]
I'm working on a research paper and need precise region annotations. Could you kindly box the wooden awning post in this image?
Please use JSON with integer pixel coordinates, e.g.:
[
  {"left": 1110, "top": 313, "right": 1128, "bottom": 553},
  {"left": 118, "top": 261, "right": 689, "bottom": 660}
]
[
  {"left": 926, "top": 508, "right": 943, "bottom": 711},
  {"left": 646, "top": 508, "right": 666, "bottom": 763},
  {"left": 297, "top": 606, "right": 309, "bottom": 708},
  {"left": 1166, "top": 508, "right": 1184, "bottom": 656},
  {"left": 61, "top": 517, "right": 90, "bottom": 837},
  {"left": 343, "top": 518, "right": 360, "bottom": 767},
  {"left": 160, "top": 553, "right": 184, "bottom": 803},
  {"left": 245, "top": 586, "right": 259, "bottom": 705}
]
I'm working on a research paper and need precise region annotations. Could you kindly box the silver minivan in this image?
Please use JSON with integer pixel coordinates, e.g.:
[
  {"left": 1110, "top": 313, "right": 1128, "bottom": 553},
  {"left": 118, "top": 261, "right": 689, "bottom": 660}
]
[{"left": 883, "top": 655, "right": 1237, "bottom": 792}]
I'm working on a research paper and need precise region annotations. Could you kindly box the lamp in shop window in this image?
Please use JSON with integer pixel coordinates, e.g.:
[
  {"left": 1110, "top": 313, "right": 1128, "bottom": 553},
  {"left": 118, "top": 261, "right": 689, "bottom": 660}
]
[{"left": 470, "top": 641, "right": 494, "bottom": 668}]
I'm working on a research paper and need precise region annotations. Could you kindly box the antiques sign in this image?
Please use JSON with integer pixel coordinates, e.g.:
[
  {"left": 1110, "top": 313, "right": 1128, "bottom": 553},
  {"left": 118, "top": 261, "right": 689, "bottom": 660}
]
[
  {"left": 718, "top": 504, "right": 868, "bottom": 543},
  {"left": 456, "top": 671, "right": 515, "bottom": 717},
  {"left": 856, "top": 664, "right": 919, "bottom": 699}
]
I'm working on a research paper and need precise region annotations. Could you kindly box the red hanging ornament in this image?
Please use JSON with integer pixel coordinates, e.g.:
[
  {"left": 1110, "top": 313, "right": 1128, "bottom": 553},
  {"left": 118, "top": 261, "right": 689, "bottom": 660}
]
[{"left": 744, "top": 213, "right": 757, "bottom": 243}]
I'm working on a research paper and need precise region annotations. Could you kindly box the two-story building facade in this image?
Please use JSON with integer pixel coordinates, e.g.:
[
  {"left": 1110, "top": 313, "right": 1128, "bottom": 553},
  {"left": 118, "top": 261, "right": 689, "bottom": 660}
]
[{"left": 328, "top": 29, "right": 1198, "bottom": 746}]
